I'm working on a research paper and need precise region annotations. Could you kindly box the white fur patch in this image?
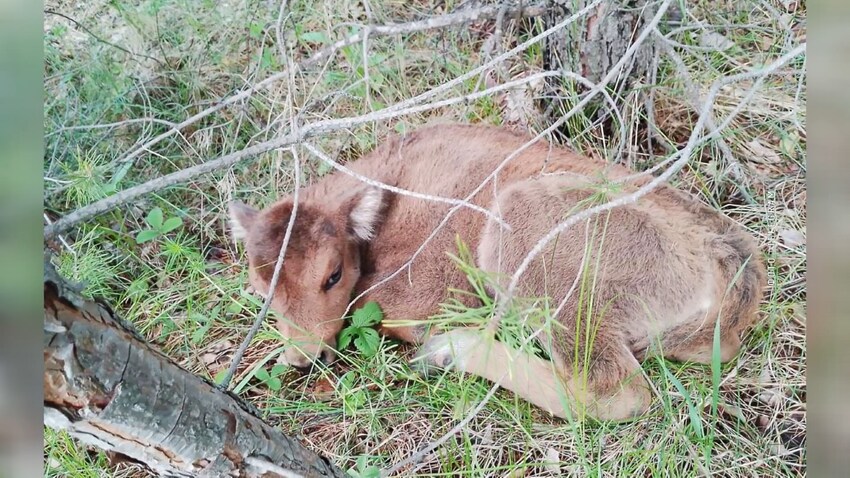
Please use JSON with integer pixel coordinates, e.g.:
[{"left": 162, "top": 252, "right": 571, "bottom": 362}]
[
  {"left": 229, "top": 218, "right": 249, "bottom": 241},
  {"left": 349, "top": 188, "right": 383, "bottom": 241},
  {"left": 228, "top": 201, "right": 257, "bottom": 242}
]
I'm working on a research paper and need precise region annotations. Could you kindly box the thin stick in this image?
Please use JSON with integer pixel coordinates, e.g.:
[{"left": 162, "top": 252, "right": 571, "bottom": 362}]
[
  {"left": 336, "top": 70, "right": 613, "bottom": 323},
  {"left": 44, "top": 69, "right": 575, "bottom": 239},
  {"left": 302, "top": 143, "right": 509, "bottom": 228},
  {"left": 492, "top": 43, "right": 807, "bottom": 331},
  {"left": 111, "top": 3, "right": 553, "bottom": 167},
  {"left": 217, "top": 147, "right": 301, "bottom": 390},
  {"left": 655, "top": 31, "right": 746, "bottom": 182}
]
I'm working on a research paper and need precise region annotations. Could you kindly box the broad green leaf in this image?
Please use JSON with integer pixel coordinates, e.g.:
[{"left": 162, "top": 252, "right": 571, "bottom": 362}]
[
  {"left": 338, "top": 327, "right": 356, "bottom": 350},
  {"left": 270, "top": 363, "right": 288, "bottom": 377},
  {"left": 354, "top": 328, "right": 379, "bottom": 357},
  {"left": 161, "top": 216, "right": 183, "bottom": 233},
  {"left": 226, "top": 301, "right": 242, "bottom": 314},
  {"left": 135, "top": 229, "right": 159, "bottom": 244},
  {"left": 367, "top": 53, "right": 387, "bottom": 66},
  {"left": 267, "top": 377, "right": 282, "bottom": 391},
  {"left": 190, "top": 324, "right": 209, "bottom": 344},
  {"left": 146, "top": 207, "right": 163, "bottom": 229},
  {"left": 248, "top": 22, "right": 263, "bottom": 39},
  {"left": 352, "top": 301, "right": 383, "bottom": 327},
  {"left": 109, "top": 160, "right": 132, "bottom": 189},
  {"left": 254, "top": 367, "right": 270, "bottom": 381}
]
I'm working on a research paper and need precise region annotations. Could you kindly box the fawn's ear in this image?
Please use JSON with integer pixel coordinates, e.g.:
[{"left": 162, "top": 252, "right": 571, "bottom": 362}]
[
  {"left": 345, "top": 186, "right": 386, "bottom": 241},
  {"left": 228, "top": 201, "right": 259, "bottom": 241}
]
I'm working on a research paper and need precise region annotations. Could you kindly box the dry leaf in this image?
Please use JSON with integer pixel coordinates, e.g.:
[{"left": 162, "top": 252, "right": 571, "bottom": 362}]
[
  {"left": 497, "top": 71, "right": 545, "bottom": 131},
  {"left": 759, "top": 389, "right": 783, "bottom": 407},
  {"left": 202, "top": 353, "right": 219, "bottom": 365},
  {"left": 780, "top": 134, "right": 800, "bottom": 160},
  {"left": 543, "top": 447, "right": 561, "bottom": 475},
  {"left": 747, "top": 139, "right": 782, "bottom": 164},
  {"left": 780, "top": 0, "right": 799, "bottom": 13},
  {"left": 699, "top": 31, "right": 735, "bottom": 51},
  {"left": 311, "top": 377, "right": 335, "bottom": 400},
  {"left": 717, "top": 402, "right": 746, "bottom": 421},
  {"left": 780, "top": 229, "right": 806, "bottom": 247}
]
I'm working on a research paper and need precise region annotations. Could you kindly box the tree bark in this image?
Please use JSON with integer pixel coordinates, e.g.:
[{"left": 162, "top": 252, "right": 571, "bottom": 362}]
[
  {"left": 541, "top": 0, "right": 673, "bottom": 129},
  {"left": 43, "top": 263, "right": 346, "bottom": 478}
]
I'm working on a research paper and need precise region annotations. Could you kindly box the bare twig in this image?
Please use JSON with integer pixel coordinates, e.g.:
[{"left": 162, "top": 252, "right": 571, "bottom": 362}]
[
  {"left": 45, "top": 117, "right": 178, "bottom": 137},
  {"left": 492, "top": 43, "right": 807, "bottom": 332},
  {"left": 111, "top": 2, "right": 553, "bottom": 168},
  {"left": 654, "top": 30, "right": 745, "bottom": 182},
  {"left": 303, "top": 143, "right": 509, "bottom": 228},
  {"left": 44, "top": 69, "right": 577, "bottom": 238},
  {"left": 218, "top": 146, "right": 301, "bottom": 390}
]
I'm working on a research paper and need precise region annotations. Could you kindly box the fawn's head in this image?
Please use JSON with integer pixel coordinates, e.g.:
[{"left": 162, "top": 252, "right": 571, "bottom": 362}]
[{"left": 229, "top": 185, "right": 385, "bottom": 368}]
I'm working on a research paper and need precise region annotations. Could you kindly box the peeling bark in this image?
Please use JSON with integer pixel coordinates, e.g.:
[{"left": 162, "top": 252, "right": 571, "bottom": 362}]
[{"left": 43, "top": 263, "right": 346, "bottom": 478}]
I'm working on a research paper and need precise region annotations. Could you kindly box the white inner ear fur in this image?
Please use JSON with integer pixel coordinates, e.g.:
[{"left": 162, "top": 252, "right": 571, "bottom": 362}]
[
  {"left": 228, "top": 202, "right": 257, "bottom": 242},
  {"left": 230, "top": 217, "right": 249, "bottom": 241},
  {"left": 349, "top": 187, "right": 384, "bottom": 241}
]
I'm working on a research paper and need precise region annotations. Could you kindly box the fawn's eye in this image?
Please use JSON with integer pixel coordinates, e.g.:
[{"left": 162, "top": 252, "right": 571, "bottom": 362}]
[{"left": 323, "top": 266, "right": 342, "bottom": 291}]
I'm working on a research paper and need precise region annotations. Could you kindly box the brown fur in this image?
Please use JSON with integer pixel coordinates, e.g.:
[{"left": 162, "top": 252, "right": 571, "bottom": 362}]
[{"left": 230, "top": 124, "right": 766, "bottom": 420}]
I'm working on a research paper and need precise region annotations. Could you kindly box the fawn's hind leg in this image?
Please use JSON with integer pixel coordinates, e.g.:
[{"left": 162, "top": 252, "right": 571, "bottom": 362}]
[
  {"left": 414, "top": 329, "right": 651, "bottom": 421},
  {"left": 653, "top": 319, "right": 744, "bottom": 365}
]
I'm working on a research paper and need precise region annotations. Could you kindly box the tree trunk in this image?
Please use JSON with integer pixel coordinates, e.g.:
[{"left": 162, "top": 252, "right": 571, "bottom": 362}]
[
  {"left": 43, "top": 263, "right": 346, "bottom": 478},
  {"left": 541, "top": 0, "right": 673, "bottom": 134}
]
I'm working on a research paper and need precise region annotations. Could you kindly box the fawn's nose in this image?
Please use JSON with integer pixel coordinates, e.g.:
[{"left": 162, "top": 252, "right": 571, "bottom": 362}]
[{"left": 283, "top": 344, "right": 336, "bottom": 371}]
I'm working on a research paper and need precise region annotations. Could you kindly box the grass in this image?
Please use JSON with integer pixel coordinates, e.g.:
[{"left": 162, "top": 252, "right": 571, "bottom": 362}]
[{"left": 43, "top": 0, "right": 805, "bottom": 476}]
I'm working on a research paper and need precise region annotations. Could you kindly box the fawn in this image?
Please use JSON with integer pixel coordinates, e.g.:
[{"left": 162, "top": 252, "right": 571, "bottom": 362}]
[{"left": 228, "top": 124, "right": 765, "bottom": 420}]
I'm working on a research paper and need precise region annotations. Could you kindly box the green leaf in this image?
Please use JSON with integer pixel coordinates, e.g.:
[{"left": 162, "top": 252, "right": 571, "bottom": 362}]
[
  {"left": 109, "top": 160, "right": 132, "bottom": 189},
  {"left": 161, "top": 216, "right": 183, "bottom": 233},
  {"left": 338, "top": 327, "right": 356, "bottom": 350},
  {"left": 135, "top": 229, "right": 159, "bottom": 244},
  {"left": 146, "top": 207, "right": 163, "bottom": 229},
  {"left": 226, "top": 301, "right": 242, "bottom": 314},
  {"left": 248, "top": 22, "right": 263, "bottom": 39},
  {"left": 354, "top": 328, "right": 379, "bottom": 357},
  {"left": 254, "top": 367, "right": 270, "bottom": 382},
  {"left": 190, "top": 324, "right": 209, "bottom": 344},
  {"left": 213, "top": 368, "right": 228, "bottom": 385},
  {"left": 367, "top": 53, "right": 387, "bottom": 66},
  {"left": 267, "top": 377, "right": 282, "bottom": 391},
  {"left": 300, "top": 31, "right": 330, "bottom": 44},
  {"left": 351, "top": 301, "right": 383, "bottom": 327},
  {"left": 362, "top": 467, "right": 381, "bottom": 478},
  {"left": 270, "top": 363, "right": 288, "bottom": 377}
]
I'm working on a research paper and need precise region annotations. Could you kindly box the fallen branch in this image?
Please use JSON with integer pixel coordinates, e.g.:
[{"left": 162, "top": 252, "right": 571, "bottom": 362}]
[
  {"left": 43, "top": 260, "right": 346, "bottom": 478},
  {"left": 44, "top": 68, "right": 586, "bottom": 239}
]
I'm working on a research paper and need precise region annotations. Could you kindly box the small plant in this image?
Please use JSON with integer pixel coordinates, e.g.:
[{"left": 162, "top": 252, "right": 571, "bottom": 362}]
[
  {"left": 135, "top": 207, "right": 183, "bottom": 244},
  {"left": 347, "top": 456, "right": 380, "bottom": 478},
  {"left": 337, "top": 301, "right": 383, "bottom": 358},
  {"left": 253, "top": 363, "right": 289, "bottom": 392},
  {"left": 338, "top": 371, "right": 367, "bottom": 415}
]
